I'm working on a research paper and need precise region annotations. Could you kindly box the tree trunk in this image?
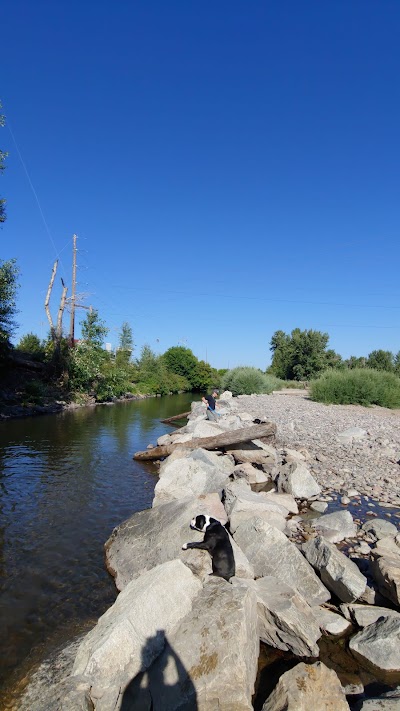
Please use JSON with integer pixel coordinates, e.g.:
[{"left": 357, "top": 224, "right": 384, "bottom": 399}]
[
  {"left": 133, "top": 422, "right": 276, "bottom": 461},
  {"left": 160, "top": 410, "right": 191, "bottom": 424}
]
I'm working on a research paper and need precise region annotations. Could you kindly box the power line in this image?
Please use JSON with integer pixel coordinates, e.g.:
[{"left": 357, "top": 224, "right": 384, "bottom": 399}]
[
  {"left": 6, "top": 118, "right": 67, "bottom": 277},
  {"left": 106, "top": 284, "right": 400, "bottom": 311}
]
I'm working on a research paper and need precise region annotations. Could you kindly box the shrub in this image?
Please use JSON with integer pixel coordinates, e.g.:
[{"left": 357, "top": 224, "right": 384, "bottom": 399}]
[
  {"left": 309, "top": 368, "right": 400, "bottom": 409},
  {"left": 220, "top": 367, "right": 284, "bottom": 396}
]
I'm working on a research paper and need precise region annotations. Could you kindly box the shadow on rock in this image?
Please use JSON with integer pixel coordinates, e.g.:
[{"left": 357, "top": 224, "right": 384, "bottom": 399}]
[{"left": 121, "top": 630, "right": 198, "bottom": 711}]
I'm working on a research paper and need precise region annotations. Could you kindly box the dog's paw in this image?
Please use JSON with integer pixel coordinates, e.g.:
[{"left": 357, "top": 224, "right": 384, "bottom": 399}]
[{"left": 182, "top": 543, "right": 188, "bottom": 550}]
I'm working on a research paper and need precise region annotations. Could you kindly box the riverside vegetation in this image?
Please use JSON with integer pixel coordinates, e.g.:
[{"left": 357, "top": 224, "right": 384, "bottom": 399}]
[{"left": 1, "top": 253, "right": 399, "bottom": 414}]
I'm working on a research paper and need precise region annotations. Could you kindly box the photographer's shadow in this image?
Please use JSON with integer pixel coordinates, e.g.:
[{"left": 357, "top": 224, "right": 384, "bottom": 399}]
[{"left": 121, "top": 630, "right": 198, "bottom": 710}]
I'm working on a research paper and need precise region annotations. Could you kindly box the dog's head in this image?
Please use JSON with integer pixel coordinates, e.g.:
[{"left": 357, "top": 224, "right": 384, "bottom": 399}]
[{"left": 190, "top": 514, "right": 217, "bottom": 532}]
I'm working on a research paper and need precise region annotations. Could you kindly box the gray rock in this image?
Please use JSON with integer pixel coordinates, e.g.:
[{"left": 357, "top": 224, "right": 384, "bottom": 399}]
[
  {"left": 276, "top": 461, "right": 321, "bottom": 499},
  {"left": 302, "top": 536, "right": 367, "bottom": 603},
  {"left": 374, "top": 535, "right": 400, "bottom": 558},
  {"left": 311, "top": 510, "right": 357, "bottom": 543},
  {"left": 310, "top": 501, "right": 329, "bottom": 513},
  {"left": 189, "top": 420, "right": 224, "bottom": 438},
  {"left": 232, "top": 576, "right": 321, "bottom": 657},
  {"left": 232, "top": 462, "right": 271, "bottom": 486},
  {"left": 262, "top": 490, "right": 299, "bottom": 514},
  {"left": 72, "top": 560, "right": 202, "bottom": 711},
  {"left": 313, "top": 606, "right": 352, "bottom": 635},
  {"left": 337, "top": 427, "right": 368, "bottom": 444},
  {"left": 370, "top": 551, "right": 400, "bottom": 607},
  {"left": 233, "top": 517, "right": 330, "bottom": 606},
  {"left": 261, "top": 661, "right": 350, "bottom": 711},
  {"left": 340, "top": 603, "right": 400, "bottom": 627},
  {"left": 362, "top": 519, "right": 399, "bottom": 540},
  {"left": 349, "top": 616, "right": 400, "bottom": 673},
  {"left": 224, "top": 481, "right": 288, "bottom": 533},
  {"left": 105, "top": 494, "right": 228, "bottom": 590},
  {"left": 226, "top": 445, "right": 278, "bottom": 475},
  {"left": 128, "top": 577, "right": 259, "bottom": 711},
  {"left": 153, "top": 448, "right": 232, "bottom": 506},
  {"left": 156, "top": 433, "right": 172, "bottom": 446}
]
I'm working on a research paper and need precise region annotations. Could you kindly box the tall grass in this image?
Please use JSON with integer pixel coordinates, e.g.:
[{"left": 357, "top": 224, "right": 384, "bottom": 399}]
[
  {"left": 221, "top": 367, "right": 284, "bottom": 396},
  {"left": 310, "top": 368, "right": 400, "bottom": 408}
]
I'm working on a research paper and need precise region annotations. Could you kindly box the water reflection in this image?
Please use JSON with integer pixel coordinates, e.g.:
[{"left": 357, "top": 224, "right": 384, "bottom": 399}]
[{"left": 0, "top": 393, "right": 195, "bottom": 693}]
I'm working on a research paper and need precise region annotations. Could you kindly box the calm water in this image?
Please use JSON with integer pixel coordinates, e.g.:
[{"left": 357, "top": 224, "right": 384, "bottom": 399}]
[{"left": 0, "top": 393, "right": 195, "bottom": 695}]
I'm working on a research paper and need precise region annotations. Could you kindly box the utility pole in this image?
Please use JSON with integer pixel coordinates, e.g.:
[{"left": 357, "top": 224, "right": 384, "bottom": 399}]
[{"left": 69, "top": 234, "right": 77, "bottom": 346}]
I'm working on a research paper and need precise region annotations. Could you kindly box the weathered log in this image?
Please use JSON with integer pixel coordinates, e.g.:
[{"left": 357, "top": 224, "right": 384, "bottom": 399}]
[
  {"left": 160, "top": 410, "right": 191, "bottom": 424},
  {"left": 133, "top": 422, "right": 276, "bottom": 461}
]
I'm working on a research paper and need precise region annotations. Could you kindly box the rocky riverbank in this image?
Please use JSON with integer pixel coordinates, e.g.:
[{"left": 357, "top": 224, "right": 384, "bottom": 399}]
[{"left": 16, "top": 392, "right": 400, "bottom": 710}]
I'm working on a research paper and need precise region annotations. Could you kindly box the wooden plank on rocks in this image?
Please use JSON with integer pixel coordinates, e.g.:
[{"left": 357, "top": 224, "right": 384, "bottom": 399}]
[
  {"left": 133, "top": 422, "right": 277, "bottom": 461},
  {"left": 160, "top": 410, "right": 191, "bottom": 424}
]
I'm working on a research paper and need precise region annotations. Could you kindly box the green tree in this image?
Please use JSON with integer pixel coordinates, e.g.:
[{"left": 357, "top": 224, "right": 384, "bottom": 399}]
[
  {"left": 81, "top": 309, "right": 108, "bottom": 346},
  {"left": 269, "top": 328, "right": 336, "bottom": 381},
  {"left": 17, "top": 332, "right": 45, "bottom": 360},
  {"left": 395, "top": 351, "right": 400, "bottom": 376},
  {"left": 0, "top": 101, "right": 8, "bottom": 223},
  {"left": 117, "top": 321, "right": 134, "bottom": 365},
  {"left": 0, "top": 258, "right": 19, "bottom": 357},
  {"left": 345, "top": 355, "right": 367, "bottom": 369},
  {"left": 366, "top": 349, "right": 394, "bottom": 372},
  {"left": 69, "top": 310, "right": 109, "bottom": 396},
  {"left": 163, "top": 346, "right": 200, "bottom": 388}
]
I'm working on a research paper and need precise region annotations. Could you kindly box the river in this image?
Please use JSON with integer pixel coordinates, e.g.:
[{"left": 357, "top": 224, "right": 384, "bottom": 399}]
[{"left": 0, "top": 392, "right": 195, "bottom": 699}]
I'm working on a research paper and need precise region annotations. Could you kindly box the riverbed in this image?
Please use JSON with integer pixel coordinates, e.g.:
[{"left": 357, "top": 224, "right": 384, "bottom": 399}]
[{"left": 0, "top": 393, "right": 195, "bottom": 701}]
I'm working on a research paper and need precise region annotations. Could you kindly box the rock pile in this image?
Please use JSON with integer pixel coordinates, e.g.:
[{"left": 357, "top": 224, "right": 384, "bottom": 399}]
[{"left": 19, "top": 392, "right": 400, "bottom": 711}]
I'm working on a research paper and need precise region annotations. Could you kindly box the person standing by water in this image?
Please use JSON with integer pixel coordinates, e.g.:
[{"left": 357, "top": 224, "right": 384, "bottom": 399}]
[{"left": 202, "top": 389, "right": 220, "bottom": 421}]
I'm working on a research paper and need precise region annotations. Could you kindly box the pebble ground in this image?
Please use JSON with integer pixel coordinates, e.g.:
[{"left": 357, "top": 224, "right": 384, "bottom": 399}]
[{"left": 233, "top": 393, "right": 400, "bottom": 507}]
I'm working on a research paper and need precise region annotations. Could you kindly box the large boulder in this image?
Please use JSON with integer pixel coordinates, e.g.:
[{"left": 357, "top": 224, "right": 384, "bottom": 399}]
[
  {"left": 362, "top": 519, "right": 399, "bottom": 540},
  {"left": 72, "top": 560, "right": 202, "bottom": 711},
  {"left": 261, "top": 661, "right": 350, "bottom": 711},
  {"left": 226, "top": 444, "right": 278, "bottom": 476},
  {"left": 349, "top": 616, "right": 400, "bottom": 673},
  {"left": 232, "top": 576, "right": 321, "bottom": 657},
  {"left": 276, "top": 461, "right": 321, "bottom": 499},
  {"left": 233, "top": 517, "right": 330, "bottom": 606},
  {"left": 370, "top": 551, "right": 400, "bottom": 607},
  {"left": 311, "top": 510, "right": 357, "bottom": 543},
  {"left": 105, "top": 494, "right": 228, "bottom": 590},
  {"left": 224, "top": 481, "right": 288, "bottom": 533},
  {"left": 340, "top": 603, "right": 400, "bottom": 628},
  {"left": 302, "top": 536, "right": 367, "bottom": 603},
  {"left": 313, "top": 606, "right": 352, "bottom": 636},
  {"left": 126, "top": 577, "right": 259, "bottom": 711},
  {"left": 153, "top": 448, "right": 233, "bottom": 507},
  {"left": 232, "top": 462, "right": 271, "bottom": 487}
]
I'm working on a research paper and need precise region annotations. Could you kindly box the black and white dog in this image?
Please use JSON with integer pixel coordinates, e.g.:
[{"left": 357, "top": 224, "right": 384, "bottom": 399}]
[{"left": 182, "top": 515, "right": 235, "bottom": 582}]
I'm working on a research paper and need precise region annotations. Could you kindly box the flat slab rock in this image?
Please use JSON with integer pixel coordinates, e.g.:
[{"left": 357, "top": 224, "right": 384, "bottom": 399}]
[
  {"left": 232, "top": 575, "right": 322, "bottom": 657},
  {"left": 311, "top": 510, "right": 357, "bottom": 543},
  {"left": 370, "top": 551, "right": 400, "bottom": 608},
  {"left": 233, "top": 517, "right": 330, "bottom": 606},
  {"left": 349, "top": 616, "right": 400, "bottom": 673},
  {"left": 341, "top": 603, "right": 400, "bottom": 628},
  {"left": 313, "top": 606, "right": 352, "bottom": 636},
  {"left": 276, "top": 461, "right": 321, "bottom": 499},
  {"left": 72, "top": 560, "right": 202, "bottom": 711},
  {"left": 302, "top": 536, "right": 367, "bottom": 603},
  {"left": 153, "top": 448, "right": 233, "bottom": 506},
  {"left": 261, "top": 661, "right": 350, "bottom": 711},
  {"left": 105, "top": 494, "right": 229, "bottom": 590},
  {"left": 126, "top": 577, "right": 259, "bottom": 711}
]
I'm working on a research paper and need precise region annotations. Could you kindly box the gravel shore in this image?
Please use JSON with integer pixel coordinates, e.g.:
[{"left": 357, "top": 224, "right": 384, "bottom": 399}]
[{"left": 233, "top": 393, "right": 400, "bottom": 507}]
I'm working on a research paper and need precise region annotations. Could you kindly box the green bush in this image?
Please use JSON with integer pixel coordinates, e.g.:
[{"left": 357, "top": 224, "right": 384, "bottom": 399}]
[
  {"left": 310, "top": 368, "right": 400, "bottom": 408},
  {"left": 220, "top": 367, "right": 284, "bottom": 396}
]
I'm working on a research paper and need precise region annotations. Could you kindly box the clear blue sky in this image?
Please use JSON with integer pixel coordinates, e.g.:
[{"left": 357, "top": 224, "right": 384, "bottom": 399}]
[{"left": 2, "top": 0, "right": 399, "bottom": 369}]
